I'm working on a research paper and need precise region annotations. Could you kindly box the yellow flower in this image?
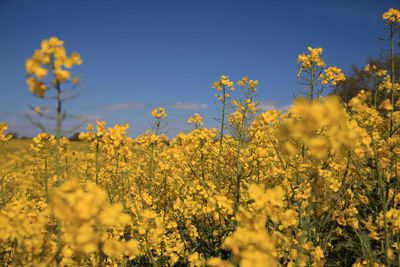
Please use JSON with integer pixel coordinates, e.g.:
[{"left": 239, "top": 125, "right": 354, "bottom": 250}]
[
  {"left": 297, "top": 47, "right": 326, "bottom": 76},
  {"left": 0, "top": 122, "right": 12, "bottom": 143},
  {"left": 48, "top": 36, "right": 64, "bottom": 47},
  {"left": 27, "top": 77, "right": 48, "bottom": 97},
  {"left": 25, "top": 58, "right": 48, "bottom": 79},
  {"left": 99, "top": 203, "right": 130, "bottom": 226},
  {"left": 207, "top": 257, "right": 234, "bottom": 267},
  {"left": 320, "top": 66, "right": 346, "bottom": 86},
  {"left": 379, "top": 99, "right": 393, "bottom": 110},
  {"left": 383, "top": 8, "right": 400, "bottom": 23},
  {"left": 71, "top": 76, "right": 81, "bottom": 85},
  {"left": 313, "top": 246, "right": 324, "bottom": 260},
  {"left": 151, "top": 107, "right": 167, "bottom": 119},
  {"left": 41, "top": 39, "right": 52, "bottom": 54},
  {"left": 53, "top": 46, "right": 66, "bottom": 59},
  {"left": 71, "top": 52, "right": 82, "bottom": 65},
  {"left": 188, "top": 113, "right": 203, "bottom": 128},
  {"left": 54, "top": 67, "right": 71, "bottom": 83},
  {"left": 27, "top": 37, "right": 82, "bottom": 92},
  {"left": 213, "top": 75, "right": 235, "bottom": 101},
  {"left": 63, "top": 57, "right": 74, "bottom": 68}
]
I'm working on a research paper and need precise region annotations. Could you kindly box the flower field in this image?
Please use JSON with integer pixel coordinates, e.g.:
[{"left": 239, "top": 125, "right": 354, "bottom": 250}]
[{"left": 1, "top": 8, "right": 400, "bottom": 267}]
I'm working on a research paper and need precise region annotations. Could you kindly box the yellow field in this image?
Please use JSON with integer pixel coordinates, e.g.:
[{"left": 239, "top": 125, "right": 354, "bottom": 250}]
[{"left": 1, "top": 7, "right": 400, "bottom": 267}]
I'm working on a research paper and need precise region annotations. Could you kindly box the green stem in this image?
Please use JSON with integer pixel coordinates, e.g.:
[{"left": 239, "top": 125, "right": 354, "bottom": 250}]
[
  {"left": 44, "top": 156, "right": 48, "bottom": 203},
  {"left": 217, "top": 85, "right": 227, "bottom": 185},
  {"left": 55, "top": 219, "right": 63, "bottom": 266},
  {"left": 111, "top": 151, "right": 119, "bottom": 204},
  {"left": 310, "top": 66, "right": 315, "bottom": 101},
  {"left": 95, "top": 138, "right": 100, "bottom": 185},
  {"left": 55, "top": 81, "right": 62, "bottom": 187},
  {"left": 390, "top": 22, "right": 395, "bottom": 134},
  {"left": 53, "top": 58, "right": 64, "bottom": 265},
  {"left": 235, "top": 91, "right": 251, "bottom": 214},
  {"left": 219, "top": 85, "right": 227, "bottom": 155},
  {"left": 148, "top": 126, "right": 159, "bottom": 197},
  {"left": 372, "top": 129, "right": 389, "bottom": 266},
  {"left": 65, "top": 156, "right": 69, "bottom": 180}
]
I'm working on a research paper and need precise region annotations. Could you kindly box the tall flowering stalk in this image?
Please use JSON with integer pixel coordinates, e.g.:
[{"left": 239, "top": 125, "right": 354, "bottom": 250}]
[
  {"left": 79, "top": 121, "right": 107, "bottom": 185},
  {"left": 372, "top": 9, "right": 400, "bottom": 265},
  {"left": 363, "top": 64, "right": 387, "bottom": 108},
  {"left": 229, "top": 77, "right": 258, "bottom": 214},
  {"left": 25, "top": 37, "right": 82, "bottom": 265},
  {"left": 213, "top": 76, "right": 235, "bottom": 183},
  {"left": 148, "top": 107, "right": 167, "bottom": 196},
  {"left": 382, "top": 8, "right": 400, "bottom": 134},
  {"left": 0, "top": 123, "right": 12, "bottom": 148},
  {"left": 296, "top": 47, "right": 326, "bottom": 101},
  {"left": 25, "top": 37, "right": 82, "bottom": 186},
  {"left": 0, "top": 123, "right": 12, "bottom": 207},
  {"left": 291, "top": 47, "right": 349, "bottom": 266}
]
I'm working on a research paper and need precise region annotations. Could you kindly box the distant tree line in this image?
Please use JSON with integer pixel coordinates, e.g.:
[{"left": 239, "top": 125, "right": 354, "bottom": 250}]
[{"left": 330, "top": 55, "right": 400, "bottom": 104}]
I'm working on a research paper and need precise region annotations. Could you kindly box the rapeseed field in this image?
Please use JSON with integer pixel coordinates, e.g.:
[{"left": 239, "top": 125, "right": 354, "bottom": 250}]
[{"left": 0, "top": 7, "right": 400, "bottom": 267}]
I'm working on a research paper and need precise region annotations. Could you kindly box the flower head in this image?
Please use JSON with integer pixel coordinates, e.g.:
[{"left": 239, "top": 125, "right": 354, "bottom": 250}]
[
  {"left": 383, "top": 8, "right": 400, "bottom": 23},
  {"left": 297, "top": 47, "right": 326, "bottom": 77},
  {"left": 151, "top": 107, "right": 167, "bottom": 119}
]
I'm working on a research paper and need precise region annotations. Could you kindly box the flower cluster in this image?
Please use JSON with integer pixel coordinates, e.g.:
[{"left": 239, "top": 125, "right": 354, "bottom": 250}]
[
  {"left": 364, "top": 64, "right": 387, "bottom": 77},
  {"left": 279, "top": 96, "right": 371, "bottom": 159},
  {"left": 26, "top": 37, "right": 82, "bottom": 97},
  {"left": 188, "top": 113, "right": 204, "bottom": 128},
  {"left": 297, "top": 47, "right": 325, "bottom": 77},
  {"left": 0, "top": 122, "right": 12, "bottom": 146},
  {"left": 213, "top": 75, "right": 235, "bottom": 102},
  {"left": 151, "top": 107, "right": 167, "bottom": 119},
  {"left": 383, "top": 8, "right": 400, "bottom": 23},
  {"left": 319, "top": 66, "right": 346, "bottom": 86}
]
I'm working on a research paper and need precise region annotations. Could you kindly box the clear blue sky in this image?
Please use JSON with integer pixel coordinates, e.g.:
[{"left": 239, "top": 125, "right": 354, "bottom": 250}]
[{"left": 0, "top": 0, "right": 398, "bottom": 138}]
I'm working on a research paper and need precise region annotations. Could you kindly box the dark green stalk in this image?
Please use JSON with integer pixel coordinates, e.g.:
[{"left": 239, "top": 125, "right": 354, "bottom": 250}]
[
  {"left": 390, "top": 22, "right": 395, "bottom": 134},
  {"left": 95, "top": 138, "right": 100, "bottom": 185},
  {"left": 52, "top": 58, "right": 63, "bottom": 266},
  {"left": 44, "top": 156, "right": 48, "bottom": 203},
  {"left": 217, "top": 85, "right": 227, "bottom": 184},
  {"left": 371, "top": 128, "right": 389, "bottom": 266},
  {"left": 55, "top": 81, "right": 62, "bottom": 187},
  {"left": 219, "top": 85, "right": 227, "bottom": 155},
  {"left": 148, "top": 125, "right": 159, "bottom": 197},
  {"left": 310, "top": 66, "right": 315, "bottom": 101},
  {"left": 111, "top": 151, "right": 119, "bottom": 204}
]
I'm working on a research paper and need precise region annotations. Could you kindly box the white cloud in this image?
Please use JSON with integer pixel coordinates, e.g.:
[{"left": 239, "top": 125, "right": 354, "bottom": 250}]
[
  {"left": 279, "top": 104, "right": 292, "bottom": 112},
  {"left": 258, "top": 102, "right": 277, "bottom": 112},
  {"left": 79, "top": 114, "right": 103, "bottom": 121},
  {"left": 20, "top": 110, "right": 102, "bottom": 121},
  {"left": 102, "top": 101, "right": 146, "bottom": 111},
  {"left": 258, "top": 101, "right": 291, "bottom": 112},
  {"left": 167, "top": 102, "right": 208, "bottom": 110}
]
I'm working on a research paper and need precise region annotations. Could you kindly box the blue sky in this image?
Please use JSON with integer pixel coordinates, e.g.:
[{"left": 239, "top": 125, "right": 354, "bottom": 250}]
[{"left": 0, "top": 0, "right": 398, "bottom": 138}]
